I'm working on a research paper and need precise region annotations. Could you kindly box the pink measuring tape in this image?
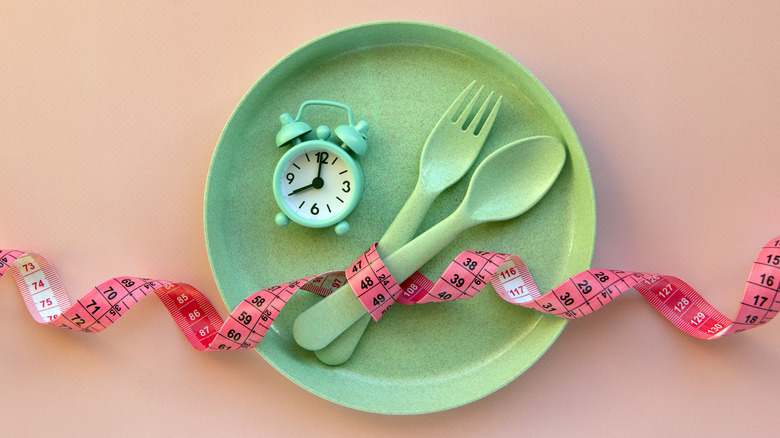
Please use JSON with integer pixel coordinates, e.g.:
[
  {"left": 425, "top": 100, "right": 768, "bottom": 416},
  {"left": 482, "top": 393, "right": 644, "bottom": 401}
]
[
  {"left": 346, "top": 240, "right": 779, "bottom": 338},
  {"left": 0, "top": 249, "right": 346, "bottom": 351},
  {"left": 2, "top": 235, "right": 778, "bottom": 349}
]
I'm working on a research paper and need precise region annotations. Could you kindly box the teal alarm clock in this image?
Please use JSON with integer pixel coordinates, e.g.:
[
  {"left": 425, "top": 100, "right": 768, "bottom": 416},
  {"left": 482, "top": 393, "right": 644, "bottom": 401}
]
[{"left": 272, "top": 101, "right": 369, "bottom": 235}]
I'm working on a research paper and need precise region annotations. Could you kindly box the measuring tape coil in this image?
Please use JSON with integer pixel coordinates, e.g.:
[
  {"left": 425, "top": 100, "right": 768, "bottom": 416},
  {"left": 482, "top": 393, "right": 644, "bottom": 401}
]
[{"left": 2, "top": 236, "right": 778, "bottom": 349}]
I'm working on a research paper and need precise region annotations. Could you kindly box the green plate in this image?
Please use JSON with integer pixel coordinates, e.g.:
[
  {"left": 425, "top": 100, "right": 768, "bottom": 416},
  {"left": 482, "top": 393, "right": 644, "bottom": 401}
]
[{"left": 204, "top": 21, "right": 595, "bottom": 414}]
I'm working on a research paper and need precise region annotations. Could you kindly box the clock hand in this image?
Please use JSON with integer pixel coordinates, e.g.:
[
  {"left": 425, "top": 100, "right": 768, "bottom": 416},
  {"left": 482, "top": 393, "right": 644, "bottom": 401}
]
[
  {"left": 288, "top": 182, "right": 315, "bottom": 195},
  {"left": 289, "top": 154, "right": 328, "bottom": 196},
  {"left": 317, "top": 154, "right": 324, "bottom": 179},
  {"left": 288, "top": 176, "right": 325, "bottom": 195}
]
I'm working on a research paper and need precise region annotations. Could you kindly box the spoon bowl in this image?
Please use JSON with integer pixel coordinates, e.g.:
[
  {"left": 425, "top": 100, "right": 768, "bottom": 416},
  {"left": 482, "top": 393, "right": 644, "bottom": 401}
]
[{"left": 463, "top": 136, "right": 567, "bottom": 223}]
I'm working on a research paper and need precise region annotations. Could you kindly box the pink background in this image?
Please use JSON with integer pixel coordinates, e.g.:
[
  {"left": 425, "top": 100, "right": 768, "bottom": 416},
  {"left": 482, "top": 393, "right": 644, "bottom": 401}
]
[{"left": 2, "top": 2, "right": 779, "bottom": 436}]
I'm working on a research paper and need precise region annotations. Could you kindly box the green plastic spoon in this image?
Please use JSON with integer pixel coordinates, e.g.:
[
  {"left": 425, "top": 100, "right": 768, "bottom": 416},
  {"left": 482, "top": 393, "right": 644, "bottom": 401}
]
[{"left": 293, "top": 136, "right": 567, "bottom": 352}]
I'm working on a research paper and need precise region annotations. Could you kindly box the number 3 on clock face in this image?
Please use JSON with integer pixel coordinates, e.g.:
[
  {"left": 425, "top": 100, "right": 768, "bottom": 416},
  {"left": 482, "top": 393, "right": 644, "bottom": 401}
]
[{"left": 272, "top": 139, "right": 364, "bottom": 234}]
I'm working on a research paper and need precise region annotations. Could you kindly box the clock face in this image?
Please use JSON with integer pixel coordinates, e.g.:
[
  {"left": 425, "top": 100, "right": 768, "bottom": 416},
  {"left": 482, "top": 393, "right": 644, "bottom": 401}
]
[{"left": 277, "top": 145, "right": 358, "bottom": 224}]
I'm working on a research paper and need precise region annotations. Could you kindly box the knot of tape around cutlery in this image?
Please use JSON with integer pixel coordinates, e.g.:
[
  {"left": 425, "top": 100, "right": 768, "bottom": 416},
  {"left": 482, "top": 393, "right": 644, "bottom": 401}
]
[{"left": 345, "top": 243, "right": 542, "bottom": 321}]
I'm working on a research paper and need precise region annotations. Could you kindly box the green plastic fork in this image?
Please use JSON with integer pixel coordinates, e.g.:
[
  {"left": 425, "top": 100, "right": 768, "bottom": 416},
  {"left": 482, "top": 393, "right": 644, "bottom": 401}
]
[{"left": 293, "top": 81, "right": 502, "bottom": 360}]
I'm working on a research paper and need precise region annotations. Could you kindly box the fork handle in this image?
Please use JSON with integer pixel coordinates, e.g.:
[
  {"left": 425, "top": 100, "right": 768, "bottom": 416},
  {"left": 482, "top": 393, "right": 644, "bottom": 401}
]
[
  {"left": 293, "top": 281, "right": 367, "bottom": 350},
  {"left": 377, "top": 183, "right": 438, "bottom": 254}
]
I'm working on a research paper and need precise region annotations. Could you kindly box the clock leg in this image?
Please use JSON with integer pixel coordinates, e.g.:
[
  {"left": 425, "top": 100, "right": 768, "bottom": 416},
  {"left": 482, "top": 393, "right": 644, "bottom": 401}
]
[
  {"left": 334, "top": 221, "right": 350, "bottom": 235},
  {"left": 275, "top": 212, "right": 291, "bottom": 227}
]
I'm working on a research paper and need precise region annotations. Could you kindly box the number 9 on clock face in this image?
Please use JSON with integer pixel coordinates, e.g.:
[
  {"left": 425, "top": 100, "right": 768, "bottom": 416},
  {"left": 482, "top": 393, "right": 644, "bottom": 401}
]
[{"left": 272, "top": 139, "right": 364, "bottom": 233}]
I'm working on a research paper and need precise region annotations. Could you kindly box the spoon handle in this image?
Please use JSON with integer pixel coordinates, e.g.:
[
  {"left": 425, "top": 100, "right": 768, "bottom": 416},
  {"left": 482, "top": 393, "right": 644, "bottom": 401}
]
[
  {"left": 293, "top": 213, "right": 469, "bottom": 350},
  {"left": 314, "top": 313, "right": 371, "bottom": 364}
]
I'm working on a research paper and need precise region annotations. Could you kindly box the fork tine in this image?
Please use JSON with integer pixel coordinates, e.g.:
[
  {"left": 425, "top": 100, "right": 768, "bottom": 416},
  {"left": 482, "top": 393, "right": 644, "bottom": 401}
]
[
  {"left": 441, "top": 80, "right": 477, "bottom": 122},
  {"left": 455, "top": 85, "right": 485, "bottom": 127},
  {"left": 465, "top": 90, "right": 495, "bottom": 134},
  {"left": 475, "top": 95, "right": 502, "bottom": 137}
]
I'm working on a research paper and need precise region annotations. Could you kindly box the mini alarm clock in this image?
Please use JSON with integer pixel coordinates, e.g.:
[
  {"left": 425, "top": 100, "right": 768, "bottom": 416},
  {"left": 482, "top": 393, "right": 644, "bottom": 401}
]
[{"left": 272, "top": 100, "right": 369, "bottom": 235}]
